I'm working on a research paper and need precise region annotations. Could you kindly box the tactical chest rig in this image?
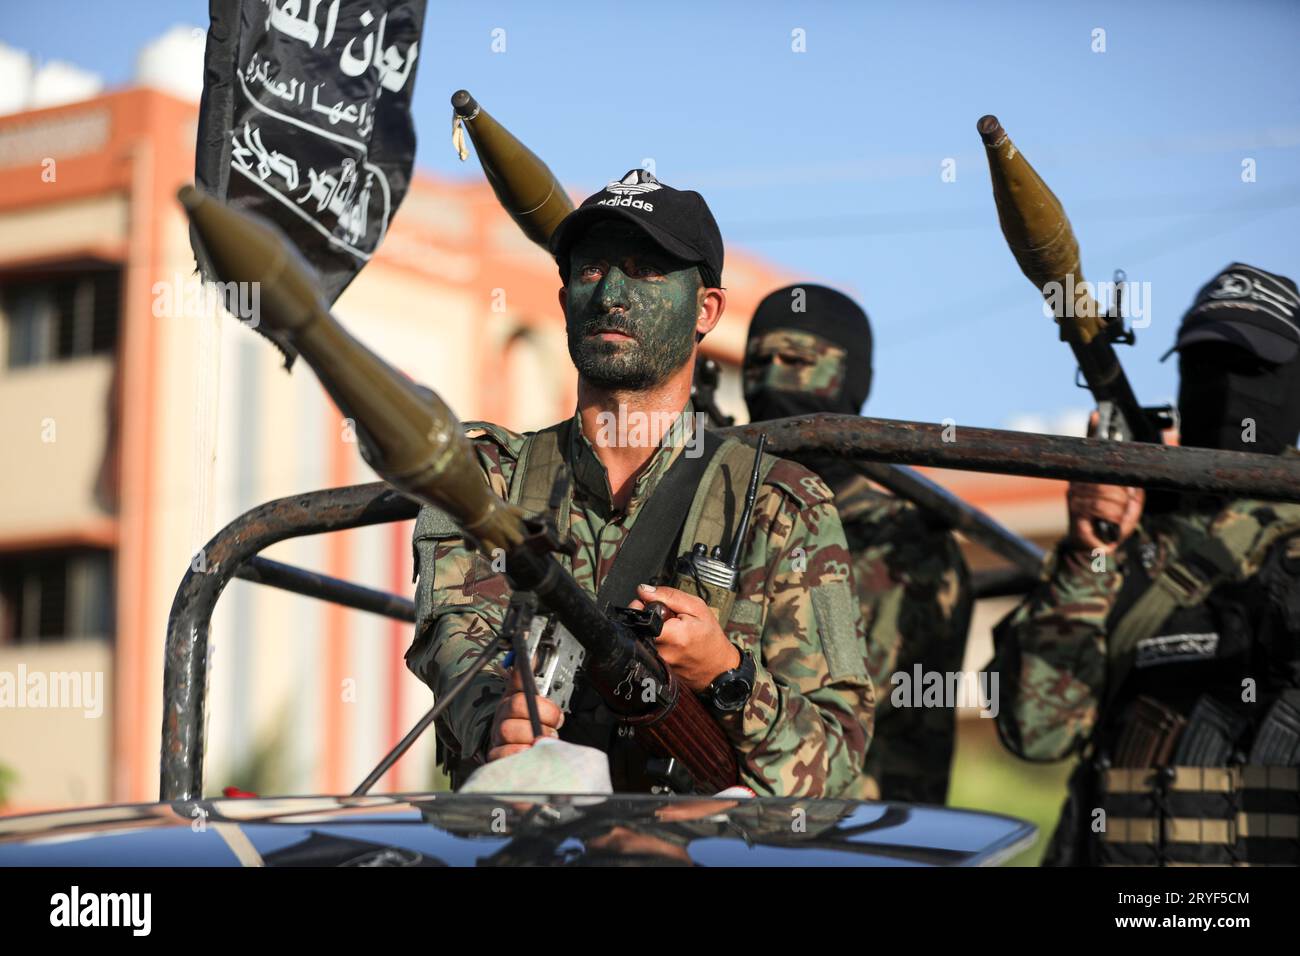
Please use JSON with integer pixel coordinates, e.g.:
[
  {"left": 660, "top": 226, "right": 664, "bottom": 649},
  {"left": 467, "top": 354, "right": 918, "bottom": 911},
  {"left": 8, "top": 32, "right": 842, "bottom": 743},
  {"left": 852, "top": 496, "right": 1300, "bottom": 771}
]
[
  {"left": 1070, "top": 501, "right": 1300, "bottom": 866},
  {"left": 431, "top": 419, "right": 777, "bottom": 792}
]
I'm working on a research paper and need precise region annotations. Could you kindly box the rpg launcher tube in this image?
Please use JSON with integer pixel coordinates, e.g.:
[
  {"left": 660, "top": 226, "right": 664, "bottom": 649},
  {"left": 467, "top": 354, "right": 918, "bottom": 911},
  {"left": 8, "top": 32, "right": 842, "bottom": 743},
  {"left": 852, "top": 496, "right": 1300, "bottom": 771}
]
[
  {"left": 178, "top": 186, "right": 737, "bottom": 793},
  {"left": 452, "top": 90, "right": 574, "bottom": 247}
]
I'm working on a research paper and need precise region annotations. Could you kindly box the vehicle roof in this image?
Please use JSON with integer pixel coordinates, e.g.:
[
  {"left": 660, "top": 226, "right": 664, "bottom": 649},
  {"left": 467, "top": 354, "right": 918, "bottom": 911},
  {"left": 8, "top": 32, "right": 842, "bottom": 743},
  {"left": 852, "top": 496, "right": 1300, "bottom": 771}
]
[{"left": 0, "top": 793, "right": 1034, "bottom": 867}]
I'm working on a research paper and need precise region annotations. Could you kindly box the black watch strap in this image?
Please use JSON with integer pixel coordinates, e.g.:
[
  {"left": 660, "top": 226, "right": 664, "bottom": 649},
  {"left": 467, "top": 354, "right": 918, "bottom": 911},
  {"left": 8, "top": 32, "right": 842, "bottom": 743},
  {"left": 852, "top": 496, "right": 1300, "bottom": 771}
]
[{"left": 706, "top": 649, "right": 755, "bottom": 712}]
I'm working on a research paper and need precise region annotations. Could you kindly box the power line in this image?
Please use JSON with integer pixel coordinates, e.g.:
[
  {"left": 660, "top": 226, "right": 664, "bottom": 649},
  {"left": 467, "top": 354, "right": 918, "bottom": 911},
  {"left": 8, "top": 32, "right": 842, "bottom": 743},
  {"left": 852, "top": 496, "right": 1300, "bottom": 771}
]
[
  {"left": 878, "top": 181, "right": 1300, "bottom": 350},
  {"left": 726, "top": 184, "right": 1300, "bottom": 242}
]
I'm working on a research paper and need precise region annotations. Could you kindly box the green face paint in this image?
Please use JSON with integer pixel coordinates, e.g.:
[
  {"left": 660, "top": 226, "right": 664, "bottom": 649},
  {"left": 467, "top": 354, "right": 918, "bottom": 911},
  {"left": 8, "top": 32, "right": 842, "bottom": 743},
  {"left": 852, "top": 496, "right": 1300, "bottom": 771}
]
[
  {"left": 565, "top": 221, "right": 701, "bottom": 390},
  {"left": 744, "top": 329, "right": 848, "bottom": 399}
]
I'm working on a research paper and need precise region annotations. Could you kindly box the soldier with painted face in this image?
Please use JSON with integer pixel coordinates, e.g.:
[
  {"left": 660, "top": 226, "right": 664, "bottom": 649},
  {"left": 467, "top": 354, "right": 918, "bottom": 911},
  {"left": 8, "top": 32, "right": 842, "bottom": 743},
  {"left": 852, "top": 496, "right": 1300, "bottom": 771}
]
[
  {"left": 407, "top": 172, "right": 874, "bottom": 798},
  {"left": 744, "top": 285, "right": 972, "bottom": 804},
  {"left": 991, "top": 263, "right": 1300, "bottom": 866}
]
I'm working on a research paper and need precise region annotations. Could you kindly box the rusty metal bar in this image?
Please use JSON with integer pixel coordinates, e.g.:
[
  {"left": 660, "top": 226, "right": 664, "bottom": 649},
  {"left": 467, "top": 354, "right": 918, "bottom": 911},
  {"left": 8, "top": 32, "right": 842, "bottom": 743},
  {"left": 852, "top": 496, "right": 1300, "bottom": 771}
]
[
  {"left": 234, "top": 556, "right": 416, "bottom": 622},
  {"left": 720, "top": 414, "right": 1300, "bottom": 502},
  {"left": 160, "top": 482, "right": 419, "bottom": 801},
  {"left": 161, "top": 414, "right": 1300, "bottom": 803}
]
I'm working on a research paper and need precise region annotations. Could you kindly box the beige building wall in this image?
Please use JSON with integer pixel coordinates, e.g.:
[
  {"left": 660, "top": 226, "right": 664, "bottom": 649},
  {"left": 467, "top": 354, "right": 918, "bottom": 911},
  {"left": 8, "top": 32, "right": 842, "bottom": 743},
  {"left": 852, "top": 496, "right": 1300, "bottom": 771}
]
[
  {"left": 0, "top": 641, "right": 112, "bottom": 806},
  {"left": 0, "top": 193, "right": 126, "bottom": 264},
  {"left": 0, "top": 356, "right": 115, "bottom": 541}
]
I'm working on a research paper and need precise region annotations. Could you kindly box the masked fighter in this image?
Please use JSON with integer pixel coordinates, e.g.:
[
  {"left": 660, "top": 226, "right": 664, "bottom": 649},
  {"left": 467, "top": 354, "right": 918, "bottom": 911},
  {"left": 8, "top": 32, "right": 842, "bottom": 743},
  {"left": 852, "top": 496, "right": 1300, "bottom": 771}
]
[
  {"left": 743, "top": 285, "right": 972, "bottom": 804},
  {"left": 991, "top": 263, "right": 1300, "bottom": 865}
]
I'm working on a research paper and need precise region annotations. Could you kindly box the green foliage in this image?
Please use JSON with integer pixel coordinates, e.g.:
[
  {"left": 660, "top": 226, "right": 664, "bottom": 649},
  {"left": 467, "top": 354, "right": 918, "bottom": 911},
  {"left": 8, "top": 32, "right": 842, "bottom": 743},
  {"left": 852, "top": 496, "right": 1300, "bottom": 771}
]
[
  {"left": 947, "top": 717, "right": 1073, "bottom": 866},
  {"left": 211, "top": 704, "right": 296, "bottom": 798},
  {"left": 427, "top": 755, "right": 453, "bottom": 793},
  {"left": 0, "top": 763, "right": 17, "bottom": 807}
]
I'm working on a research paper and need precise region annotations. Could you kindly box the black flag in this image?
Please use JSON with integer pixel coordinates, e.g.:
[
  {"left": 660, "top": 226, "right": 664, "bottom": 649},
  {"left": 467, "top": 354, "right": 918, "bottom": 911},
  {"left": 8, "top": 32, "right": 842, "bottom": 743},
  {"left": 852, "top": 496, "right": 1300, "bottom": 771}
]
[{"left": 193, "top": 0, "right": 426, "bottom": 365}]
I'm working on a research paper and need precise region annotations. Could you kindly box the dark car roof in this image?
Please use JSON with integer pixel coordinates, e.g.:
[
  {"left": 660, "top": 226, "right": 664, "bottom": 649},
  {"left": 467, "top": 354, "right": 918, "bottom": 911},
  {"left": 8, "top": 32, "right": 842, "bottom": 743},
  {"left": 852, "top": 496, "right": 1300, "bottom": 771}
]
[{"left": 0, "top": 793, "right": 1034, "bottom": 867}]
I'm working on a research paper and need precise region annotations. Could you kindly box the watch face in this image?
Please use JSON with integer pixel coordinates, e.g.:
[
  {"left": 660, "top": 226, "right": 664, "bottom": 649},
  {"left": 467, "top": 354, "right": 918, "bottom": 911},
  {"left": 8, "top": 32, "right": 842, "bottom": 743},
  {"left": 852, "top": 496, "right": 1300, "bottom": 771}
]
[{"left": 714, "top": 676, "right": 751, "bottom": 710}]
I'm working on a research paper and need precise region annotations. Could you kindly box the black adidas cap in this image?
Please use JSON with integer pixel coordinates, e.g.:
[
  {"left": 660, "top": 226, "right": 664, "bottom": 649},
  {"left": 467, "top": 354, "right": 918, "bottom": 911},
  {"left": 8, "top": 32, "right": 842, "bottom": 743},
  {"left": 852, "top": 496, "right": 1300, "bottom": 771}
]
[
  {"left": 1164, "top": 263, "right": 1300, "bottom": 364},
  {"left": 548, "top": 169, "right": 724, "bottom": 288}
]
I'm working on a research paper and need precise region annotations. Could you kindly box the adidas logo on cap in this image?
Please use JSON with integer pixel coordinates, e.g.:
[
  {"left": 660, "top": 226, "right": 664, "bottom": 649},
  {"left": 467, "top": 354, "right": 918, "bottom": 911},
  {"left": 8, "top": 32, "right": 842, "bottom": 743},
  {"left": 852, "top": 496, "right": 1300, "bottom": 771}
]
[
  {"left": 603, "top": 169, "right": 663, "bottom": 196},
  {"left": 596, "top": 169, "right": 661, "bottom": 211}
]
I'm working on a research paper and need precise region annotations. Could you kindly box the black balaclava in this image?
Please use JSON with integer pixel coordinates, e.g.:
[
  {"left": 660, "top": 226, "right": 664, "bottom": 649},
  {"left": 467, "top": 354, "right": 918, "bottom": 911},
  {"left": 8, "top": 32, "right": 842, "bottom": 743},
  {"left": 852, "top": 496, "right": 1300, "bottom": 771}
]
[
  {"left": 1170, "top": 263, "right": 1300, "bottom": 457},
  {"left": 744, "top": 284, "right": 872, "bottom": 487},
  {"left": 744, "top": 284, "right": 872, "bottom": 421},
  {"left": 1177, "top": 345, "right": 1300, "bottom": 455}
]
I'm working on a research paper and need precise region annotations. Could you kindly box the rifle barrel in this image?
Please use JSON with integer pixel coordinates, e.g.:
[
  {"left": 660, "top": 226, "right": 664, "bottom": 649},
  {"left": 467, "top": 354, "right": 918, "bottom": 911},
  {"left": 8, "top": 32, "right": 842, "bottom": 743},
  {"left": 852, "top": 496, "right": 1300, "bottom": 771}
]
[{"left": 856, "top": 461, "right": 1044, "bottom": 575}]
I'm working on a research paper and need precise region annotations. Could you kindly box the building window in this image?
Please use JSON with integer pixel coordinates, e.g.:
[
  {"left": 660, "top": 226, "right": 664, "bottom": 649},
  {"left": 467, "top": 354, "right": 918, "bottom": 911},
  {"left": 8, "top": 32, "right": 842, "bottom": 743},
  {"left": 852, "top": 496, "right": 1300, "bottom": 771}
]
[
  {"left": 2, "top": 269, "right": 120, "bottom": 369},
  {"left": 0, "top": 549, "right": 114, "bottom": 645}
]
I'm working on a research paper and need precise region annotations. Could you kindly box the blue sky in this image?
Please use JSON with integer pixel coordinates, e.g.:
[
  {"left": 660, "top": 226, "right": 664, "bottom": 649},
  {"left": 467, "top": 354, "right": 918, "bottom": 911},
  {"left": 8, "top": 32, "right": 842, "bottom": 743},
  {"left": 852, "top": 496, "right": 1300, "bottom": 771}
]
[{"left": 6, "top": 0, "right": 1299, "bottom": 431}]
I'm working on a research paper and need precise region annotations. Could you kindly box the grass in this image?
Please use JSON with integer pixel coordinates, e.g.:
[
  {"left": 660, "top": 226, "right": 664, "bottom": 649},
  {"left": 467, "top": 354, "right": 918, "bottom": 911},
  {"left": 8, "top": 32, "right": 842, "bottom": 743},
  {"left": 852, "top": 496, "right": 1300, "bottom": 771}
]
[{"left": 947, "top": 716, "right": 1075, "bottom": 866}]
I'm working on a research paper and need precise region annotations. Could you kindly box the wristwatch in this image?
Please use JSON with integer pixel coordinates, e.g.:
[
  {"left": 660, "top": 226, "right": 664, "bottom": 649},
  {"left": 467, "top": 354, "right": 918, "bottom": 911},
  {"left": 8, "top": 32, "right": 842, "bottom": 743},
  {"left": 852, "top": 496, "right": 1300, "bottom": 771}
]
[{"left": 705, "top": 649, "right": 755, "bottom": 713}]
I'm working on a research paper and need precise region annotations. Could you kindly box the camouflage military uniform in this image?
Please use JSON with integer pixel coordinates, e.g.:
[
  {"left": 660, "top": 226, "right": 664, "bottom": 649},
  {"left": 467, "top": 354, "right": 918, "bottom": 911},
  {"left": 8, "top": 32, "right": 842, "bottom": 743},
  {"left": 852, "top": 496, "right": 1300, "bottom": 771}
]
[
  {"left": 991, "top": 493, "right": 1300, "bottom": 864},
  {"left": 834, "top": 475, "right": 971, "bottom": 805},
  {"left": 745, "top": 320, "right": 972, "bottom": 805},
  {"left": 407, "top": 406, "right": 875, "bottom": 798}
]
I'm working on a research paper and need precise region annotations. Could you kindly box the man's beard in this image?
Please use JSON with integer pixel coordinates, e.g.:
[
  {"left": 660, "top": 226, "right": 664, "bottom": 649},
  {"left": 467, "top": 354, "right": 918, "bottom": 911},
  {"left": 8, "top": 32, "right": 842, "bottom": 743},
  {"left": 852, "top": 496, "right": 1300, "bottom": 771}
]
[{"left": 567, "top": 313, "right": 695, "bottom": 390}]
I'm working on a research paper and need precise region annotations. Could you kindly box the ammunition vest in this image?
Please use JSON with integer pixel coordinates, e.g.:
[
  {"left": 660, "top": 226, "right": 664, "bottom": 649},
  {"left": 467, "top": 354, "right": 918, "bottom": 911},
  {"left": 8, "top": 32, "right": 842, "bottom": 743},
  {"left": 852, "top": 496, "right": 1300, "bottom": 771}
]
[
  {"left": 506, "top": 420, "right": 779, "bottom": 790},
  {"left": 1060, "top": 499, "right": 1300, "bottom": 866},
  {"left": 1094, "top": 765, "right": 1300, "bottom": 866},
  {"left": 509, "top": 420, "right": 777, "bottom": 599}
]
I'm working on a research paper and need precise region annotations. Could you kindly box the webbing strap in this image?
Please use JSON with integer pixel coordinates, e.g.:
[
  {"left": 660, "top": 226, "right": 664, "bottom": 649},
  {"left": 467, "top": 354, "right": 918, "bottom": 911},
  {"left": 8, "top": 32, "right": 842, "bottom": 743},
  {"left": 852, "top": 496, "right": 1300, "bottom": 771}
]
[
  {"left": 679, "top": 437, "right": 777, "bottom": 562},
  {"left": 509, "top": 421, "right": 728, "bottom": 607},
  {"left": 1105, "top": 519, "right": 1293, "bottom": 704},
  {"left": 596, "top": 430, "right": 725, "bottom": 609},
  {"left": 509, "top": 420, "right": 573, "bottom": 540},
  {"left": 1109, "top": 544, "right": 1237, "bottom": 665}
]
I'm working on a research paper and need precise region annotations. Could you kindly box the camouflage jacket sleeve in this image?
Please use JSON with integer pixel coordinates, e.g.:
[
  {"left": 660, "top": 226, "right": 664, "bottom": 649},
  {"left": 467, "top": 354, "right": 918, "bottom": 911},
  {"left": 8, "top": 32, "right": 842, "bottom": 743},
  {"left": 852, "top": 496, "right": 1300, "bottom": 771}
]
[
  {"left": 720, "top": 461, "right": 875, "bottom": 799},
  {"left": 989, "top": 542, "right": 1126, "bottom": 761},
  {"left": 405, "top": 426, "right": 521, "bottom": 764},
  {"left": 844, "top": 491, "right": 971, "bottom": 804}
]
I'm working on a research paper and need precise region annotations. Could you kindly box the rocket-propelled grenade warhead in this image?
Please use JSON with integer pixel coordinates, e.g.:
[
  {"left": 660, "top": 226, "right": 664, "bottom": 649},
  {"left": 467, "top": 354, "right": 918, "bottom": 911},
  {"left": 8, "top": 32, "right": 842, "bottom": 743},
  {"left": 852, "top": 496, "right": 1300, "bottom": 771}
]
[
  {"left": 977, "top": 114, "right": 1104, "bottom": 343},
  {"left": 451, "top": 90, "right": 574, "bottom": 247},
  {"left": 178, "top": 185, "right": 525, "bottom": 553}
]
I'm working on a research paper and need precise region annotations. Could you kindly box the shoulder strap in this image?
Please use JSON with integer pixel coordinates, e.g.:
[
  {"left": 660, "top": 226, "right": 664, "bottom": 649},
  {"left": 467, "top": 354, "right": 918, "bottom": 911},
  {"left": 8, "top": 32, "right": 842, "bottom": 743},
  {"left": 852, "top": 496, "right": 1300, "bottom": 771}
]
[
  {"left": 679, "top": 438, "right": 779, "bottom": 561},
  {"left": 509, "top": 420, "right": 573, "bottom": 536},
  {"left": 1106, "top": 543, "right": 1236, "bottom": 693},
  {"left": 596, "top": 430, "right": 726, "bottom": 608},
  {"left": 505, "top": 421, "right": 729, "bottom": 607}
]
